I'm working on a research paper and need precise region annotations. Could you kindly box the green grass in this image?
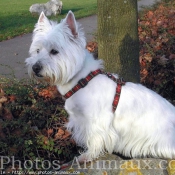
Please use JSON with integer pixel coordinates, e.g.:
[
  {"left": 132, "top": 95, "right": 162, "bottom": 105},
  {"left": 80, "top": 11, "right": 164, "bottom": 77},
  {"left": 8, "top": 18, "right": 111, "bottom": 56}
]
[{"left": 0, "top": 0, "right": 97, "bottom": 41}]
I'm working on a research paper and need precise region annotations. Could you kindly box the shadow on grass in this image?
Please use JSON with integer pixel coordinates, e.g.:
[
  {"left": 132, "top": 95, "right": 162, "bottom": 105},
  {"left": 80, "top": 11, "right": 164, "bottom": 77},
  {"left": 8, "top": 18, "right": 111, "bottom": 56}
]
[{"left": 59, "top": 8, "right": 83, "bottom": 15}]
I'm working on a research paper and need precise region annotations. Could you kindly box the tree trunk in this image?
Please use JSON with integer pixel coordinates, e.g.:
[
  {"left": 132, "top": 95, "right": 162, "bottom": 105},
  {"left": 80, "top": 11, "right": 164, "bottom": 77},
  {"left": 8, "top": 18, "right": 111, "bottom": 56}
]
[{"left": 97, "top": 0, "right": 140, "bottom": 83}]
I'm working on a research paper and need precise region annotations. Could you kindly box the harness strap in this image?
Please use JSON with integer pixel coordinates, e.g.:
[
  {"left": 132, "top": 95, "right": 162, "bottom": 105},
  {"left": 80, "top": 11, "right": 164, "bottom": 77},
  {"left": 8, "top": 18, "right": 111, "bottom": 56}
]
[
  {"left": 63, "top": 69, "right": 102, "bottom": 99},
  {"left": 63, "top": 69, "right": 125, "bottom": 113}
]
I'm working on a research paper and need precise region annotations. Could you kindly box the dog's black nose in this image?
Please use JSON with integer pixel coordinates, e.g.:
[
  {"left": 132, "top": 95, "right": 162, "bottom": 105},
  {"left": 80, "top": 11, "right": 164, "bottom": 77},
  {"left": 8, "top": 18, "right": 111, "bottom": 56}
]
[{"left": 32, "top": 62, "right": 42, "bottom": 74}]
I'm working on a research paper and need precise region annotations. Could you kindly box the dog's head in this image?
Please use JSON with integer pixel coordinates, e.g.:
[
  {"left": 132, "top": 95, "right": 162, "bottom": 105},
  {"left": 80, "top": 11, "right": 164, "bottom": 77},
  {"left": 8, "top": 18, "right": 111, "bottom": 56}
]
[{"left": 25, "top": 11, "right": 86, "bottom": 85}]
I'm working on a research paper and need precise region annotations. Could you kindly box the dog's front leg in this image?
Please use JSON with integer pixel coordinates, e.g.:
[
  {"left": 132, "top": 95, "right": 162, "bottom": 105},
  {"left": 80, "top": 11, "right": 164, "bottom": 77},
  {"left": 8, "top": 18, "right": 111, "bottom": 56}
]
[{"left": 77, "top": 132, "right": 113, "bottom": 163}]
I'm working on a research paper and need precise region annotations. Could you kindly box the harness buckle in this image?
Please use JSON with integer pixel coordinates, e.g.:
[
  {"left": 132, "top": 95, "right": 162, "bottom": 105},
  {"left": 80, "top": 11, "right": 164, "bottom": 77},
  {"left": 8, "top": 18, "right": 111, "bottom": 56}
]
[
  {"left": 105, "top": 72, "right": 112, "bottom": 78},
  {"left": 117, "top": 78, "right": 126, "bottom": 85},
  {"left": 78, "top": 78, "right": 88, "bottom": 88}
]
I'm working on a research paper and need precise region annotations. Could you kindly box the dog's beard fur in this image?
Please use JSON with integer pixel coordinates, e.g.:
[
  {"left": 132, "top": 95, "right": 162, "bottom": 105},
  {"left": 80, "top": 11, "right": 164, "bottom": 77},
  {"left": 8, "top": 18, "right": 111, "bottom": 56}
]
[{"left": 26, "top": 11, "right": 175, "bottom": 162}]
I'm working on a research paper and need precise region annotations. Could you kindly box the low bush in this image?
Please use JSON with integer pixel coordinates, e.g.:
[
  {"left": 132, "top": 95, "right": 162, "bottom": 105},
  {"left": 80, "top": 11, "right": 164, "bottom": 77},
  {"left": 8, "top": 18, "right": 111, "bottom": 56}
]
[{"left": 0, "top": 78, "right": 78, "bottom": 173}]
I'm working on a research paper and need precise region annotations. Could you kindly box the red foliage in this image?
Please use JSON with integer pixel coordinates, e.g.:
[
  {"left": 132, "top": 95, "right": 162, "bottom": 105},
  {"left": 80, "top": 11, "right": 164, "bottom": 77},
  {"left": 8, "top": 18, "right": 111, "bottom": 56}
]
[
  {"left": 139, "top": 2, "right": 175, "bottom": 104},
  {"left": 86, "top": 1, "right": 175, "bottom": 105}
]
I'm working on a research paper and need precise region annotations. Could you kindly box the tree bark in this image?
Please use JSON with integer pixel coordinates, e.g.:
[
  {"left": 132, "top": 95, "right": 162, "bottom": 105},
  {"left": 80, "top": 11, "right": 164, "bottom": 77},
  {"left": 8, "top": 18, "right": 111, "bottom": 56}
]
[{"left": 97, "top": 0, "right": 140, "bottom": 83}]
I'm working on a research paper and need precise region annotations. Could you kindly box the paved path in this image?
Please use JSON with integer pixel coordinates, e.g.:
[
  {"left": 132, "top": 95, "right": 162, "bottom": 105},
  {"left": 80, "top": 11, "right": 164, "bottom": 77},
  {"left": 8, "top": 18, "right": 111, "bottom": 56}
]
[
  {"left": 0, "top": 0, "right": 160, "bottom": 79},
  {"left": 0, "top": 15, "right": 97, "bottom": 79}
]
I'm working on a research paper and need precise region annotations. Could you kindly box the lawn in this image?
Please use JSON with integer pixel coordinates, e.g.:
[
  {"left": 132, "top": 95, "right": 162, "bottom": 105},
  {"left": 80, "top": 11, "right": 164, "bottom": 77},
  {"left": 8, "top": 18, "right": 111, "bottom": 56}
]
[{"left": 0, "top": 0, "right": 97, "bottom": 41}]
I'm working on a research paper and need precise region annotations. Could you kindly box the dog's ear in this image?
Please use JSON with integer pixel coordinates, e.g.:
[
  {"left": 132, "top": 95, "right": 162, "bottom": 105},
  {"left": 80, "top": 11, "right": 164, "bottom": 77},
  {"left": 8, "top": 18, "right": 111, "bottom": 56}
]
[
  {"left": 35, "top": 12, "right": 52, "bottom": 33},
  {"left": 64, "top": 11, "right": 78, "bottom": 37},
  {"left": 38, "top": 11, "right": 49, "bottom": 24}
]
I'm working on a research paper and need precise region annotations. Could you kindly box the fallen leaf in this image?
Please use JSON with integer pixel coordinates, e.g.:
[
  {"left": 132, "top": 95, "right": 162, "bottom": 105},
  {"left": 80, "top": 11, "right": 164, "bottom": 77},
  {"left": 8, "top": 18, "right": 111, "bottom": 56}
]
[
  {"left": 8, "top": 95, "right": 16, "bottom": 102},
  {"left": 62, "top": 130, "right": 71, "bottom": 139},
  {"left": 144, "top": 53, "right": 152, "bottom": 62},
  {"left": 54, "top": 128, "right": 65, "bottom": 140},
  {"left": 147, "top": 11, "right": 154, "bottom": 19}
]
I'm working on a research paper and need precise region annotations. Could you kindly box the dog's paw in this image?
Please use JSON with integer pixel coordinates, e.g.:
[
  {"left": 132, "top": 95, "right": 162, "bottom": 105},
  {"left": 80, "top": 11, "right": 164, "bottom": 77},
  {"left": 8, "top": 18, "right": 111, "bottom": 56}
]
[{"left": 78, "top": 153, "right": 92, "bottom": 164}]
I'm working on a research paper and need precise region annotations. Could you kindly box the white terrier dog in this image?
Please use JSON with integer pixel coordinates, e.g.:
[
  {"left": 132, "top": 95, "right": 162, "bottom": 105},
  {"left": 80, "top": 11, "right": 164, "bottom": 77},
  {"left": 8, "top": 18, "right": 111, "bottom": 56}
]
[
  {"left": 26, "top": 11, "right": 175, "bottom": 162},
  {"left": 29, "top": 0, "right": 62, "bottom": 16}
]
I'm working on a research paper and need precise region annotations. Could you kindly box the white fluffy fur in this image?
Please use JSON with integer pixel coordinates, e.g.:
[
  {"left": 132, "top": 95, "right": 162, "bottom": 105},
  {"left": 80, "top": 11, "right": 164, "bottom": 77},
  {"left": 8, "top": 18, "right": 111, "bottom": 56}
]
[
  {"left": 29, "top": 0, "right": 62, "bottom": 16},
  {"left": 26, "top": 11, "right": 175, "bottom": 162}
]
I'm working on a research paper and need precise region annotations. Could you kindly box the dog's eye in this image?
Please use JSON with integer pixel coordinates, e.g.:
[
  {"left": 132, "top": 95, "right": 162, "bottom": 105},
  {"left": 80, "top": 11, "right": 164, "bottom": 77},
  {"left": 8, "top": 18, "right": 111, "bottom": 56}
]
[
  {"left": 37, "top": 49, "right": 40, "bottom": 53},
  {"left": 50, "top": 49, "right": 59, "bottom": 55}
]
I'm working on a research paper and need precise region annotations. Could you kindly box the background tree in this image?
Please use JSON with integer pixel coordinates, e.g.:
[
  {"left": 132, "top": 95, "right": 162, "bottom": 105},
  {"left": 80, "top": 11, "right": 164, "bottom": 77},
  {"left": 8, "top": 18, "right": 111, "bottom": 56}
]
[{"left": 97, "top": 0, "right": 140, "bottom": 83}]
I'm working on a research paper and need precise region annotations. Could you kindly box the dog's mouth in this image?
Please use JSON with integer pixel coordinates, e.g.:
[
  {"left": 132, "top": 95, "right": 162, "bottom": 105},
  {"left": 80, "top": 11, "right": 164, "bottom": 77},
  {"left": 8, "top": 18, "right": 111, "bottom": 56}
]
[
  {"left": 35, "top": 73, "right": 43, "bottom": 78},
  {"left": 33, "top": 73, "right": 52, "bottom": 84}
]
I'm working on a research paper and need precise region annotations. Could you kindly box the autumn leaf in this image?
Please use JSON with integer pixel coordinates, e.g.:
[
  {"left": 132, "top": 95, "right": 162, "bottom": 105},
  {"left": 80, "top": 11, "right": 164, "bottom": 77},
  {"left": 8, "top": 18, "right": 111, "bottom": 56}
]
[
  {"left": 147, "top": 11, "right": 154, "bottom": 19},
  {"left": 86, "top": 42, "right": 97, "bottom": 53},
  {"left": 8, "top": 95, "right": 16, "bottom": 102},
  {"left": 54, "top": 128, "right": 71, "bottom": 140},
  {"left": 55, "top": 128, "right": 65, "bottom": 139},
  {"left": 38, "top": 86, "right": 59, "bottom": 98},
  {"left": 62, "top": 130, "right": 71, "bottom": 139}
]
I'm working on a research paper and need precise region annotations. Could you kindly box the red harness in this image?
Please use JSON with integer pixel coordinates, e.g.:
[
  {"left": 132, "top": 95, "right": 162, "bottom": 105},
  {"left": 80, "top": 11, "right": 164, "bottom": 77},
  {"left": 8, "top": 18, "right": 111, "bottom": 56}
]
[{"left": 63, "top": 69, "right": 125, "bottom": 113}]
